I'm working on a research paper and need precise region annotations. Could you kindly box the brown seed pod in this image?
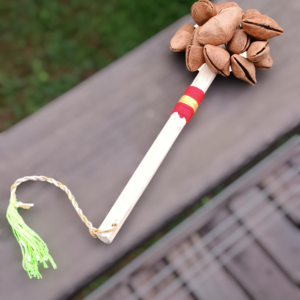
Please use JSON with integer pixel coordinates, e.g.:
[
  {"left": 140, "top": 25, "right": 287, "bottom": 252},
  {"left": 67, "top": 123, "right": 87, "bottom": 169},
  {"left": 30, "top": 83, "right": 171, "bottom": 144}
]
[
  {"left": 247, "top": 41, "right": 269, "bottom": 62},
  {"left": 170, "top": 24, "right": 195, "bottom": 52},
  {"left": 197, "top": 7, "right": 243, "bottom": 46},
  {"left": 242, "top": 9, "right": 261, "bottom": 20},
  {"left": 191, "top": 0, "right": 216, "bottom": 26},
  {"left": 203, "top": 45, "right": 230, "bottom": 77},
  {"left": 186, "top": 45, "right": 205, "bottom": 72},
  {"left": 214, "top": 2, "right": 239, "bottom": 14},
  {"left": 242, "top": 14, "right": 283, "bottom": 40},
  {"left": 186, "top": 27, "right": 205, "bottom": 72},
  {"left": 227, "top": 29, "right": 251, "bottom": 54},
  {"left": 231, "top": 54, "right": 256, "bottom": 85},
  {"left": 254, "top": 53, "right": 273, "bottom": 69}
]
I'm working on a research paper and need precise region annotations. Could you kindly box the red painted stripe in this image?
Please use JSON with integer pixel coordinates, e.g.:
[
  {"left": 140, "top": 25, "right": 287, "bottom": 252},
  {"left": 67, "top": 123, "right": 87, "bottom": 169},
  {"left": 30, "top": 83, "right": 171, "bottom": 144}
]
[
  {"left": 172, "top": 86, "right": 205, "bottom": 123},
  {"left": 172, "top": 102, "right": 194, "bottom": 123},
  {"left": 183, "top": 86, "right": 205, "bottom": 105}
]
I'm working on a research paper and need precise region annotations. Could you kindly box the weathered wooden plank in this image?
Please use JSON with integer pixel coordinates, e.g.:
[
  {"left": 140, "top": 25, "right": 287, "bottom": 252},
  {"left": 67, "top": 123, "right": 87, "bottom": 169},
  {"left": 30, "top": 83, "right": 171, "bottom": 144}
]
[
  {"left": 129, "top": 268, "right": 158, "bottom": 299},
  {"left": 165, "top": 240, "right": 204, "bottom": 299},
  {"left": 189, "top": 233, "right": 250, "bottom": 300},
  {"left": 101, "top": 285, "right": 132, "bottom": 300},
  {"left": 0, "top": 0, "right": 299, "bottom": 299},
  {"left": 232, "top": 144, "right": 300, "bottom": 196},
  {"left": 85, "top": 138, "right": 300, "bottom": 300},
  {"left": 228, "top": 238, "right": 300, "bottom": 300},
  {"left": 260, "top": 163, "right": 300, "bottom": 225},
  {"left": 164, "top": 288, "right": 195, "bottom": 300},
  {"left": 129, "top": 259, "right": 185, "bottom": 300},
  {"left": 204, "top": 205, "right": 300, "bottom": 300},
  {"left": 164, "top": 221, "right": 250, "bottom": 300},
  {"left": 229, "top": 187, "right": 300, "bottom": 287},
  {"left": 151, "top": 260, "right": 183, "bottom": 300}
]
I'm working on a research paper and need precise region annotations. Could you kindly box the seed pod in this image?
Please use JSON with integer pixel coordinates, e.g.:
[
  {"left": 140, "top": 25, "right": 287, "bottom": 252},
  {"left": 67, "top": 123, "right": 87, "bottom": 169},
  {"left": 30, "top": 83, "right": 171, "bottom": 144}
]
[
  {"left": 186, "top": 45, "right": 205, "bottom": 72},
  {"left": 242, "top": 9, "right": 260, "bottom": 20},
  {"left": 191, "top": 0, "right": 216, "bottom": 26},
  {"left": 247, "top": 41, "right": 269, "bottom": 62},
  {"left": 170, "top": 24, "right": 195, "bottom": 52},
  {"left": 227, "top": 29, "right": 251, "bottom": 54},
  {"left": 203, "top": 45, "right": 230, "bottom": 76},
  {"left": 254, "top": 53, "right": 273, "bottom": 69},
  {"left": 242, "top": 14, "right": 283, "bottom": 40},
  {"left": 214, "top": 2, "right": 239, "bottom": 14},
  {"left": 231, "top": 54, "right": 256, "bottom": 85},
  {"left": 186, "top": 27, "right": 205, "bottom": 72},
  {"left": 197, "top": 7, "right": 243, "bottom": 46}
]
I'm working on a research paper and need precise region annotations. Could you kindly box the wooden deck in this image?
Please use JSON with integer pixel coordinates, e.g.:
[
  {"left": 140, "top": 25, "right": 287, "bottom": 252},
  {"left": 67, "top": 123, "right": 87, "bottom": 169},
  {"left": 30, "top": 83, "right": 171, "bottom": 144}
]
[
  {"left": 0, "top": 0, "right": 299, "bottom": 299},
  {"left": 85, "top": 136, "right": 300, "bottom": 300}
]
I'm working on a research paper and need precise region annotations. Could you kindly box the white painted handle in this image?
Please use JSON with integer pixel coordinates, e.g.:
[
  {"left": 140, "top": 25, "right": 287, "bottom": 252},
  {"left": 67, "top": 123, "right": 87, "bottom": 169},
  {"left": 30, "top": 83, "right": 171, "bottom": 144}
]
[{"left": 98, "top": 64, "right": 216, "bottom": 244}]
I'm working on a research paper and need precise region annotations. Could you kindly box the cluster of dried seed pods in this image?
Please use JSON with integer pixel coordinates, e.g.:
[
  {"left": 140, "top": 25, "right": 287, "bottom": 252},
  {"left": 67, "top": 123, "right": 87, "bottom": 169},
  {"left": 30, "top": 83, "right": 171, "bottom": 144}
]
[{"left": 170, "top": 0, "right": 283, "bottom": 85}]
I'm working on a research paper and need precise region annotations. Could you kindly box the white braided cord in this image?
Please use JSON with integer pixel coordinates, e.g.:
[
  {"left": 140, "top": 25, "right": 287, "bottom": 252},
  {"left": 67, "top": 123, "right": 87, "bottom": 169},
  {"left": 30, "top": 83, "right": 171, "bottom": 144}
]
[{"left": 10, "top": 175, "right": 117, "bottom": 238}]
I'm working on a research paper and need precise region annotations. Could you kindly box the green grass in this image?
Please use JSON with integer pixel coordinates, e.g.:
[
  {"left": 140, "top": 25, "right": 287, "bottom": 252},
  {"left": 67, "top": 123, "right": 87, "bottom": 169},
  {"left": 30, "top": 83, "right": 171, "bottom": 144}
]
[{"left": 0, "top": 0, "right": 194, "bottom": 131}]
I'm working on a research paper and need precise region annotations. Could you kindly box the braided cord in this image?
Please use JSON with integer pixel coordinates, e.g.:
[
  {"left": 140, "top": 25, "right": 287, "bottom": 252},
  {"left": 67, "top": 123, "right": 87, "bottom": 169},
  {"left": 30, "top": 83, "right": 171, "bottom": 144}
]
[{"left": 10, "top": 176, "right": 117, "bottom": 238}]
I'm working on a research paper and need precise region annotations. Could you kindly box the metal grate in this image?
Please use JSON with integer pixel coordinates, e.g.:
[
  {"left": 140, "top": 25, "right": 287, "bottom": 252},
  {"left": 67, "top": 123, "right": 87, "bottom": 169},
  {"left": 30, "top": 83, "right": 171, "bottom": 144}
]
[{"left": 85, "top": 136, "right": 300, "bottom": 300}]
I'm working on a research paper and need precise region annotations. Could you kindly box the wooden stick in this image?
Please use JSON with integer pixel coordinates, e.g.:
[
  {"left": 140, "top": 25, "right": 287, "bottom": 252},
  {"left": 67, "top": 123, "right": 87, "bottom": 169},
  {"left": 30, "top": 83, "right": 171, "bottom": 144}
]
[{"left": 98, "top": 64, "right": 217, "bottom": 244}]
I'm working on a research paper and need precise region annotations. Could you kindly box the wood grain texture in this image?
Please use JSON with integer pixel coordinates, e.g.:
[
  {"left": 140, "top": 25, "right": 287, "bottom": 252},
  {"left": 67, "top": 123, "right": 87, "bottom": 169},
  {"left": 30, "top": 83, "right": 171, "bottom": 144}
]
[
  {"left": 229, "top": 187, "right": 300, "bottom": 285},
  {"left": 225, "top": 239, "right": 300, "bottom": 300},
  {"left": 85, "top": 138, "right": 300, "bottom": 300},
  {"left": 0, "top": 0, "right": 299, "bottom": 299},
  {"left": 203, "top": 206, "right": 300, "bottom": 300},
  {"left": 188, "top": 233, "right": 250, "bottom": 300}
]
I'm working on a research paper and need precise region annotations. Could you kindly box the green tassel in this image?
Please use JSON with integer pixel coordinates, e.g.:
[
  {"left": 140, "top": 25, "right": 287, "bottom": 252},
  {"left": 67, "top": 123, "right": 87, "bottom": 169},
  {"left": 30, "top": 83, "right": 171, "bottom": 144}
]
[{"left": 6, "top": 195, "right": 57, "bottom": 279}]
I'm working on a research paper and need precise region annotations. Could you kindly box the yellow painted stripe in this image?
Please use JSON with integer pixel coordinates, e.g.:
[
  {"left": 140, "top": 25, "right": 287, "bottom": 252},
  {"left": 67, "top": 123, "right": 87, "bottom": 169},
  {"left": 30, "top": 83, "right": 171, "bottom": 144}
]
[{"left": 178, "top": 95, "right": 199, "bottom": 112}]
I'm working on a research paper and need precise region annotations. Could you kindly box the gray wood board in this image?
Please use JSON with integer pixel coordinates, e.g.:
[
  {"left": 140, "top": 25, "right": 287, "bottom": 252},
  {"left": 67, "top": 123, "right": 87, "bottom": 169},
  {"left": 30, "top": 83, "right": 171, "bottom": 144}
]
[
  {"left": 188, "top": 233, "right": 250, "bottom": 300},
  {"left": 0, "top": 0, "right": 299, "bottom": 299},
  {"left": 264, "top": 156, "right": 300, "bottom": 225},
  {"left": 225, "top": 237, "right": 300, "bottom": 300},
  {"left": 91, "top": 136, "right": 300, "bottom": 300},
  {"left": 229, "top": 187, "right": 300, "bottom": 285},
  {"left": 204, "top": 207, "right": 300, "bottom": 300}
]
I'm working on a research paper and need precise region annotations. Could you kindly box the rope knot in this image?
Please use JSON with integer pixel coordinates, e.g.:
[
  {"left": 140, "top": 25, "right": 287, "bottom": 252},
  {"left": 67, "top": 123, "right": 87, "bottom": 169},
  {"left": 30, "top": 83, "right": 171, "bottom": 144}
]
[
  {"left": 89, "top": 228, "right": 98, "bottom": 238},
  {"left": 89, "top": 223, "right": 118, "bottom": 238}
]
